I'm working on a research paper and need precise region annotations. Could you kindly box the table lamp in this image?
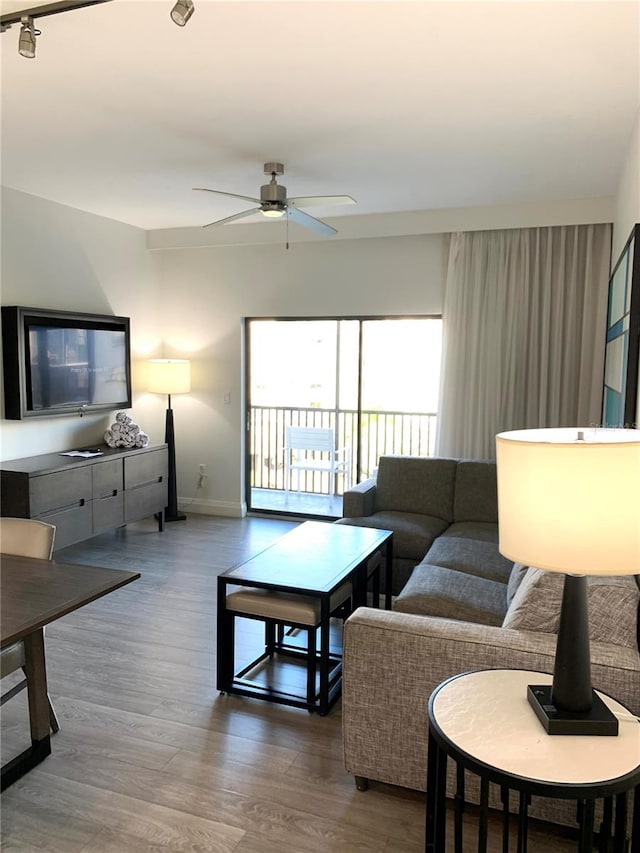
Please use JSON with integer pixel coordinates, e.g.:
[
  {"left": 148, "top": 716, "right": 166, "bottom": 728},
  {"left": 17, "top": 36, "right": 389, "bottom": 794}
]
[
  {"left": 147, "top": 358, "right": 191, "bottom": 523},
  {"left": 496, "top": 427, "right": 640, "bottom": 736}
]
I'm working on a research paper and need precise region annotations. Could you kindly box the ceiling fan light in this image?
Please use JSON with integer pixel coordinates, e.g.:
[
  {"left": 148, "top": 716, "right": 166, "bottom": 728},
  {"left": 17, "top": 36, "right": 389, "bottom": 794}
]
[
  {"left": 170, "top": 0, "right": 194, "bottom": 26},
  {"left": 262, "top": 208, "right": 285, "bottom": 218},
  {"left": 18, "top": 16, "right": 39, "bottom": 58}
]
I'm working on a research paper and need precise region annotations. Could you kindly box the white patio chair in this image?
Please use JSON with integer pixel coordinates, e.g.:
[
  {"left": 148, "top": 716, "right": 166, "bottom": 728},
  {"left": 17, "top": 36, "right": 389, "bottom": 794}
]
[{"left": 284, "top": 426, "right": 351, "bottom": 496}]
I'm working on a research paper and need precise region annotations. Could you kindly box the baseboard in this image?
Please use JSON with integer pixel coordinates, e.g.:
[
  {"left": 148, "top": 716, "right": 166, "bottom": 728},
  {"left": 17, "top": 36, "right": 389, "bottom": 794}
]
[{"left": 178, "top": 498, "right": 246, "bottom": 518}]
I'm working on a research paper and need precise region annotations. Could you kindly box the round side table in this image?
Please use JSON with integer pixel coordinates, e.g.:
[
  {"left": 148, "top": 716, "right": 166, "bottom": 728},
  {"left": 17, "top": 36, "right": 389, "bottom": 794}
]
[{"left": 425, "top": 669, "right": 640, "bottom": 853}]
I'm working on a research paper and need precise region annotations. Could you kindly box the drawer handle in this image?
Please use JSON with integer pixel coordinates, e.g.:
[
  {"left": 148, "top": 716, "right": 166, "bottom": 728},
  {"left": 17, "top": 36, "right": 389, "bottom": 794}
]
[
  {"left": 99, "top": 489, "right": 119, "bottom": 499},
  {"left": 131, "top": 476, "right": 163, "bottom": 489},
  {"left": 41, "top": 497, "right": 86, "bottom": 514}
]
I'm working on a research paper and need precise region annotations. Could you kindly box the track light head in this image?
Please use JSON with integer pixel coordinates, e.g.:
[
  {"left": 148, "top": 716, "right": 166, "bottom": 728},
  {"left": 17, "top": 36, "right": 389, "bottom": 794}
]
[
  {"left": 170, "top": 0, "right": 194, "bottom": 26},
  {"left": 18, "top": 16, "right": 40, "bottom": 59}
]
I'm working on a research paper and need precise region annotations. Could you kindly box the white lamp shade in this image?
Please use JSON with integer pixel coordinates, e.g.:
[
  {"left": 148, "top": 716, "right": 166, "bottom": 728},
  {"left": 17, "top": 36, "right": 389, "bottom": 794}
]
[
  {"left": 147, "top": 359, "right": 191, "bottom": 395},
  {"left": 496, "top": 428, "right": 640, "bottom": 575}
]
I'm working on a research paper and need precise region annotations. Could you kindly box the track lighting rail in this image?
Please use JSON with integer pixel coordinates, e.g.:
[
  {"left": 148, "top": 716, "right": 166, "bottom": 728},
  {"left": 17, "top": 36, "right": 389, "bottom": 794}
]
[
  {"left": 0, "top": 0, "right": 112, "bottom": 29},
  {"left": 2, "top": 0, "right": 194, "bottom": 57}
]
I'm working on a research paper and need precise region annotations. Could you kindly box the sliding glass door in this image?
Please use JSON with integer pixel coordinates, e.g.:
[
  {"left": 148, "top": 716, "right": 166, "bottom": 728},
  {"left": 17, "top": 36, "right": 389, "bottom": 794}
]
[{"left": 246, "top": 316, "right": 441, "bottom": 518}]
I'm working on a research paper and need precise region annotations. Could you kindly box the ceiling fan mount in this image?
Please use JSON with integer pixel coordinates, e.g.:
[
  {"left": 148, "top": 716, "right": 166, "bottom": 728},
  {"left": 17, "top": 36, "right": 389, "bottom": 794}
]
[
  {"left": 259, "top": 163, "right": 287, "bottom": 216},
  {"left": 193, "top": 162, "right": 355, "bottom": 235}
]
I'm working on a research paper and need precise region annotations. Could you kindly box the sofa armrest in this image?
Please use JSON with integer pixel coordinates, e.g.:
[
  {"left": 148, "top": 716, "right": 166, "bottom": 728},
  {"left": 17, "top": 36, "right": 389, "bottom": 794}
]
[
  {"left": 342, "top": 477, "right": 377, "bottom": 518},
  {"left": 343, "top": 607, "right": 640, "bottom": 795}
]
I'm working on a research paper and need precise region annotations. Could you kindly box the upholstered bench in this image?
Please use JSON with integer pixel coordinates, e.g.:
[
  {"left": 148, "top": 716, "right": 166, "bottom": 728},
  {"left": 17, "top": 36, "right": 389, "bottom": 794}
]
[{"left": 221, "top": 581, "right": 352, "bottom": 712}]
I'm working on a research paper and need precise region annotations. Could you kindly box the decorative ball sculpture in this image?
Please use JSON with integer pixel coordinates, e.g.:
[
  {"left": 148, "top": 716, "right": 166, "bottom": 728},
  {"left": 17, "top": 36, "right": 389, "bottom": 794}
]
[{"left": 104, "top": 411, "right": 149, "bottom": 448}]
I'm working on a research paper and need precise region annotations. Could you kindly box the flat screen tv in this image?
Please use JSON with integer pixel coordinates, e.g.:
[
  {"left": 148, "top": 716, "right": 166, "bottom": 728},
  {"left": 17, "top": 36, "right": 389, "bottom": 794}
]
[{"left": 2, "top": 306, "right": 132, "bottom": 420}]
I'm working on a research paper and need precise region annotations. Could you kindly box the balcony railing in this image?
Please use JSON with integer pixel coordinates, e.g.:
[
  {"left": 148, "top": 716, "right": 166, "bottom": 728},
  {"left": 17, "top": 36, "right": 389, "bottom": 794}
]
[{"left": 249, "top": 405, "right": 437, "bottom": 495}]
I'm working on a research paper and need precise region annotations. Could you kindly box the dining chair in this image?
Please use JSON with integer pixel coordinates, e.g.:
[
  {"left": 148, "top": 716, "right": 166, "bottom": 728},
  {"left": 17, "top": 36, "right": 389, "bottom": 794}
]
[{"left": 0, "top": 518, "right": 60, "bottom": 733}]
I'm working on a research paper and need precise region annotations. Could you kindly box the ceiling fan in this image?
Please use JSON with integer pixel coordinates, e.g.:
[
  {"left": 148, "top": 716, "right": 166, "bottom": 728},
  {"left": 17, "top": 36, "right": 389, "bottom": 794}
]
[{"left": 194, "top": 162, "right": 355, "bottom": 235}]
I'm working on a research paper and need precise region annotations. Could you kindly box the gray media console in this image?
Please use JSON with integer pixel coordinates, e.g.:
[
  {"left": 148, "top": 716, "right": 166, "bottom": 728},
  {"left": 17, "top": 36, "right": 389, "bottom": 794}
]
[{"left": 0, "top": 444, "right": 168, "bottom": 550}]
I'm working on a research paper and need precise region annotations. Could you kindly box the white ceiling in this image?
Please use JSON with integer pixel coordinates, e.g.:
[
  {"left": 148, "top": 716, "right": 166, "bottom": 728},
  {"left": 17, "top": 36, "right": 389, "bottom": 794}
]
[{"left": 1, "top": 0, "right": 638, "bottom": 235}]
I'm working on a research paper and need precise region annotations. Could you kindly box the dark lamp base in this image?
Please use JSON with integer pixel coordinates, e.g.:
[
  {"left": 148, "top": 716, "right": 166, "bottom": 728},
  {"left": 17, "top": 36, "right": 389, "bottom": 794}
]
[
  {"left": 165, "top": 510, "right": 187, "bottom": 523},
  {"left": 527, "top": 685, "right": 619, "bottom": 736}
]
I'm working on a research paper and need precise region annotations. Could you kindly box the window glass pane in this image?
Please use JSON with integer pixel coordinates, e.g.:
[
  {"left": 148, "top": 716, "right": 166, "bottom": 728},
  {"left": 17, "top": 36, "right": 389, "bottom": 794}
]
[
  {"left": 361, "top": 319, "right": 441, "bottom": 412},
  {"left": 337, "top": 320, "right": 359, "bottom": 411},
  {"left": 250, "top": 320, "right": 336, "bottom": 408},
  {"left": 360, "top": 318, "right": 442, "bottom": 470}
]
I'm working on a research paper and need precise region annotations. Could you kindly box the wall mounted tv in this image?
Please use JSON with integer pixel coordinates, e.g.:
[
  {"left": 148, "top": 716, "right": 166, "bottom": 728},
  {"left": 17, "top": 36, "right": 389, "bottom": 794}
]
[{"left": 2, "top": 306, "right": 132, "bottom": 420}]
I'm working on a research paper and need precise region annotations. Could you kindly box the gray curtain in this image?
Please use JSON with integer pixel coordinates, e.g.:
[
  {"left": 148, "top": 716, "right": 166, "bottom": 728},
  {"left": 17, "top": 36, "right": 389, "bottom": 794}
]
[{"left": 435, "top": 224, "right": 611, "bottom": 459}]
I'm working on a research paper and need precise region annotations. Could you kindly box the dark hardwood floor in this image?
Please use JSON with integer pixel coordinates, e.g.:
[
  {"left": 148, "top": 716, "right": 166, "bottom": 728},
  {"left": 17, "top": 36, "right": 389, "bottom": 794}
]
[{"left": 1, "top": 514, "right": 580, "bottom": 852}]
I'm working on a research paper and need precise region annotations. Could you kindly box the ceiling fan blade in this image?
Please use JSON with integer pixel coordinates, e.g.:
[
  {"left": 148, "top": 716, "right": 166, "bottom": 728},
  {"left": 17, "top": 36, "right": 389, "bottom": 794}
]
[
  {"left": 288, "top": 195, "right": 356, "bottom": 208},
  {"left": 194, "top": 188, "right": 261, "bottom": 204},
  {"left": 203, "top": 208, "right": 261, "bottom": 228},
  {"left": 287, "top": 206, "right": 337, "bottom": 236}
]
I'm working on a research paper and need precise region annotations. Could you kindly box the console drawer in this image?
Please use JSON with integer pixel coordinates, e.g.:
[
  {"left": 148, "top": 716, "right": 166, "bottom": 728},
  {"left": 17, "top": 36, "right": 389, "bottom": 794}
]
[
  {"left": 93, "top": 491, "right": 124, "bottom": 534},
  {"left": 93, "top": 459, "right": 123, "bottom": 498},
  {"left": 39, "top": 502, "right": 93, "bottom": 549},
  {"left": 30, "top": 467, "right": 92, "bottom": 516},
  {"left": 124, "top": 449, "right": 168, "bottom": 489},
  {"left": 124, "top": 480, "right": 167, "bottom": 523}
]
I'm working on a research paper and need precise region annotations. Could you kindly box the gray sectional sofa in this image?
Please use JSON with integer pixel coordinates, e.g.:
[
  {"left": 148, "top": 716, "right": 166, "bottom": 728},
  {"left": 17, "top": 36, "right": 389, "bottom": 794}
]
[
  {"left": 337, "top": 455, "right": 513, "bottom": 614},
  {"left": 338, "top": 455, "right": 640, "bottom": 829}
]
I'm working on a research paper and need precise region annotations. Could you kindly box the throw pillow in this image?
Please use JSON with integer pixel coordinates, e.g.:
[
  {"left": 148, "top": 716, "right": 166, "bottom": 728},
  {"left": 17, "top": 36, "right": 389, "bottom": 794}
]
[
  {"left": 502, "top": 568, "right": 640, "bottom": 650},
  {"left": 506, "top": 562, "right": 529, "bottom": 606}
]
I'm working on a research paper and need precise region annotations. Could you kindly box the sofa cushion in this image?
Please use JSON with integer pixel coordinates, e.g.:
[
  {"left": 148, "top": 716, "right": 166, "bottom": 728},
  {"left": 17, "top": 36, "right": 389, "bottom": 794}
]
[
  {"left": 453, "top": 459, "right": 498, "bottom": 523},
  {"left": 502, "top": 568, "right": 640, "bottom": 649},
  {"left": 393, "top": 564, "right": 507, "bottom": 626},
  {"left": 425, "top": 537, "right": 513, "bottom": 584},
  {"left": 337, "top": 511, "right": 449, "bottom": 561},
  {"left": 374, "top": 456, "right": 457, "bottom": 522},
  {"left": 438, "top": 521, "right": 499, "bottom": 544}
]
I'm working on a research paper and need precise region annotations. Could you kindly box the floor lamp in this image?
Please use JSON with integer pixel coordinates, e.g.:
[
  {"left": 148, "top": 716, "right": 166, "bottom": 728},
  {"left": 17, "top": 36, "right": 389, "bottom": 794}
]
[
  {"left": 148, "top": 358, "right": 191, "bottom": 523},
  {"left": 496, "top": 427, "right": 640, "bottom": 736}
]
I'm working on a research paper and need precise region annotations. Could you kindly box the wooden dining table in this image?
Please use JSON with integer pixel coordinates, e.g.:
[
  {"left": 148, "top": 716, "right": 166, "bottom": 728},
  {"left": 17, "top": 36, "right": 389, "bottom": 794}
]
[{"left": 1, "top": 553, "right": 140, "bottom": 790}]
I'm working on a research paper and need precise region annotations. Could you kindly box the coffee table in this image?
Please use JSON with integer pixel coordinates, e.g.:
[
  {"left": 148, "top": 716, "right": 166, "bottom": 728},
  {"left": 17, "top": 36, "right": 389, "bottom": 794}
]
[{"left": 216, "top": 521, "right": 393, "bottom": 714}]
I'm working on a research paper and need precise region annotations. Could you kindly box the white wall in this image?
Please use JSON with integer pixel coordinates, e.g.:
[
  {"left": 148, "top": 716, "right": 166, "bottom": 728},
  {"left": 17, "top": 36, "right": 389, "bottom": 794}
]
[
  {"left": 612, "top": 107, "right": 640, "bottom": 263},
  {"left": 152, "top": 235, "right": 445, "bottom": 515},
  {"left": 0, "top": 188, "right": 164, "bottom": 461}
]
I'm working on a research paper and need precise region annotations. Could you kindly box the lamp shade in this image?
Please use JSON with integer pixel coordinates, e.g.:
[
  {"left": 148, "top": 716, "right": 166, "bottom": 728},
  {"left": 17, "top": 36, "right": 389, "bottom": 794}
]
[
  {"left": 147, "top": 359, "right": 191, "bottom": 395},
  {"left": 496, "top": 428, "right": 640, "bottom": 576}
]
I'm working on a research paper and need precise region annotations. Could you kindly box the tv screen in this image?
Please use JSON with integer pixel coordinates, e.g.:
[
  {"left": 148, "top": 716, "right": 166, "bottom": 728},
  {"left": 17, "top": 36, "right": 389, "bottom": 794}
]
[{"left": 2, "top": 307, "right": 132, "bottom": 419}]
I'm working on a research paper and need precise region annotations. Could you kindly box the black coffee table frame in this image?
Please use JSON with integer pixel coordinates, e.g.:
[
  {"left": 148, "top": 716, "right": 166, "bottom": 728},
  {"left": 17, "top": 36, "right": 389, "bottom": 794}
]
[
  {"left": 218, "top": 603, "right": 347, "bottom": 714},
  {"left": 216, "top": 522, "right": 393, "bottom": 715}
]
